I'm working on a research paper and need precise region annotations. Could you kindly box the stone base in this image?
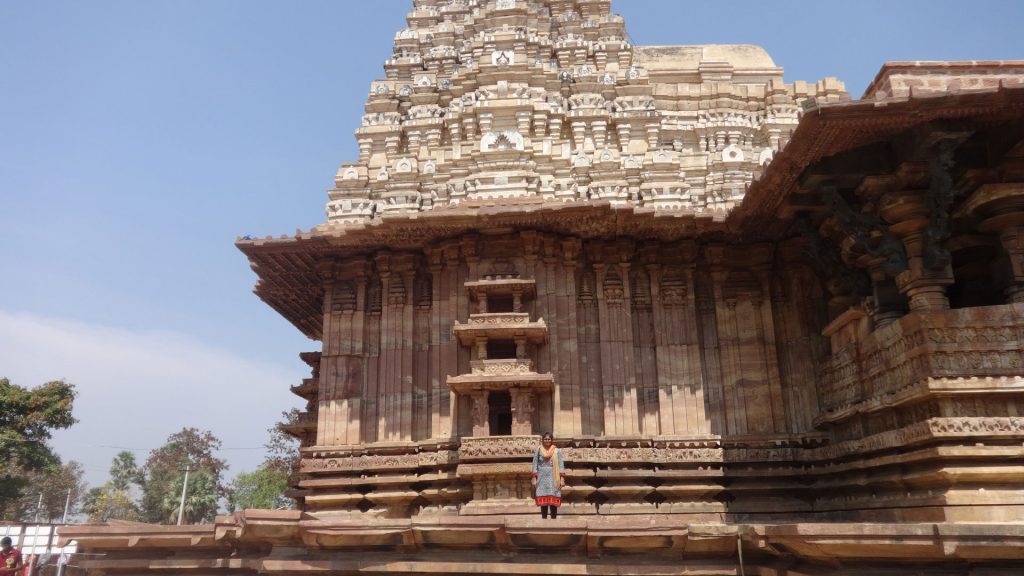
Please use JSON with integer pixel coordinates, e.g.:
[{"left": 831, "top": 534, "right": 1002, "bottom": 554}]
[{"left": 60, "top": 511, "right": 1024, "bottom": 575}]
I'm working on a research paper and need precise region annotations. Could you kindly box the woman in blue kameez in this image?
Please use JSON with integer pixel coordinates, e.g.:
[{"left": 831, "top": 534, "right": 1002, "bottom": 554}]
[{"left": 531, "top": 432, "right": 565, "bottom": 519}]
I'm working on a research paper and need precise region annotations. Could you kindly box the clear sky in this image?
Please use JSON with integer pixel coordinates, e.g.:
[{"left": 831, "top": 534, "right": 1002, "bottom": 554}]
[{"left": 1, "top": 0, "right": 1021, "bottom": 492}]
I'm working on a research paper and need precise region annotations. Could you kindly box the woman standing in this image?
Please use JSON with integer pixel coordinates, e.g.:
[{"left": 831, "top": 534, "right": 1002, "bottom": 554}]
[{"left": 531, "top": 432, "right": 565, "bottom": 519}]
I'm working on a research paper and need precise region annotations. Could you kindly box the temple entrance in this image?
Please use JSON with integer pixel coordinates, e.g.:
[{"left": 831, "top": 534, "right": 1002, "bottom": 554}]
[{"left": 488, "top": 391, "right": 512, "bottom": 436}]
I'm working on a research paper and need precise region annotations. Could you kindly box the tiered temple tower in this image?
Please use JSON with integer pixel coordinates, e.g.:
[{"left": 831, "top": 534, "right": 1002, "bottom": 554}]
[{"left": 64, "top": 1, "right": 1024, "bottom": 573}]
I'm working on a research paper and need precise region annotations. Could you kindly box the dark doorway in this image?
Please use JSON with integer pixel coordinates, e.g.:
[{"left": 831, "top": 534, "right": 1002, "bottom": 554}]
[
  {"left": 488, "top": 391, "right": 512, "bottom": 436},
  {"left": 488, "top": 294, "right": 515, "bottom": 313},
  {"left": 486, "top": 339, "right": 517, "bottom": 359}
]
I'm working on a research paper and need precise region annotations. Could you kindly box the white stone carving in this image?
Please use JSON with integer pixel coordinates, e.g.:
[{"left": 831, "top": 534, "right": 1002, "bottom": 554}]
[
  {"left": 492, "top": 50, "right": 514, "bottom": 66},
  {"left": 723, "top": 144, "right": 744, "bottom": 163},
  {"left": 342, "top": 167, "right": 359, "bottom": 180},
  {"left": 758, "top": 147, "right": 774, "bottom": 165},
  {"left": 480, "top": 130, "right": 525, "bottom": 152}
]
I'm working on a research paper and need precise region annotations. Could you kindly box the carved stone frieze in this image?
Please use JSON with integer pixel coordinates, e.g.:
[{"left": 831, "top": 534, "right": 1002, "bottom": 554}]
[
  {"left": 301, "top": 450, "right": 454, "bottom": 473},
  {"left": 459, "top": 435, "right": 538, "bottom": 459}
]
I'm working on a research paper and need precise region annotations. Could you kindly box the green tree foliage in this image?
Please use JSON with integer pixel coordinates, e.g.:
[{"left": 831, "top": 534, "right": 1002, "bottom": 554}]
[
  {"left": 82, "top": 451, "right": 143, "bottom": 522},
  {"left": 0, "top": 378, "right": 77, "bottom": 515},
  {"left": 228, "top": 468, "right": 290, "bottom": 511},
  {"left": 82, "top": 487, "right": 139, "bottom": 523},
  {"left": 108, "top": 451, "right": 143, "bottom": 491},
  {"left": 1, "top": 461, "right": 86, "bottom": 522},
  {"left": 263, "top": 409, "right": 300, "bottom": 474},
  {"left": 161, "top": 470, "right": 219, "bottom": 524},
  {"left": 139, "top": 428, "right": 227, "bottom": 523}
]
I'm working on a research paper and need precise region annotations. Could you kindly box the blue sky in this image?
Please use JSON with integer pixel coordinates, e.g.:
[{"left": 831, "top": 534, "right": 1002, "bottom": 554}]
[{"left": 1, "top": 0, "right": 1021, "bottom": 492}]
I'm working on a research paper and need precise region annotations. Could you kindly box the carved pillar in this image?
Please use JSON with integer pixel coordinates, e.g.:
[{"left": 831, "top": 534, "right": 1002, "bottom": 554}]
[
  {"left": 510, "top": 389, "right": 536, "bottom": 436},
  {"left": 562, "top": 237, "right": 584, "bottom": 436},
  {"left": 1000, "top": 227, "right": 1024, "bottom": 303},
  {"left": 594, "top": 240, "right": 639, "bottom": 435},
  {"left": 315, "top": 260, "right": 336, "bottom": 448},
  {"left": 441, "top": 242, "right": 461, "bottom": 437},
  {"left": 754, "top": 257, "right": 788, "bottom": 434},
  {"left": 427, "top": 248, "right": 446, "bottom": 438},
  {"left": 471, "top": 391, "right": 490, "bottom": 437},
  {"left": 577, "top": 259, "right": 603, "bottom": 435},
  {"left": 706, "top": 248, "right": 740, "bottom": 434},
  {"left": 375, "top": 253, "right": 396, "bottom": 441},
  {"left": 398, "top": 259, "right": 417, "bottom": 441},
  {"left": 880, "top": 192, "right": 955, "bottom": 311},
  {"left": 960, "top": 183, "right": 1024, "bottom": 303}
]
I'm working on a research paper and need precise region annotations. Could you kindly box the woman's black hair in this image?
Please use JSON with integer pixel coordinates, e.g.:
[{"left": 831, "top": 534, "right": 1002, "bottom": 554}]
[{"left": 541, "top": 431, "right": 553, "bottom": 440}]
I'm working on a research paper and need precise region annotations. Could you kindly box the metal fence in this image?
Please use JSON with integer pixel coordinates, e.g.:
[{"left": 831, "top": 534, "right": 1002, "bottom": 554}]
[{"left": 1, "top": 524, "right": 78, "bottom": 576}]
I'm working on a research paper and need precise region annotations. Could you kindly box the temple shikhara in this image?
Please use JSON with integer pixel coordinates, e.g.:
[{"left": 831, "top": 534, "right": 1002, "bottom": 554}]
[{"left": 63, "top": 0, "right": 1024, "bottom": 573}]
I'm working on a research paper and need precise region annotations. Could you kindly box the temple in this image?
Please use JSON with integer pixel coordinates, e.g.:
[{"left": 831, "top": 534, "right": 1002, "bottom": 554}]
[{"left": 62, "top": 0, "right": 1024, "bottom": 574}]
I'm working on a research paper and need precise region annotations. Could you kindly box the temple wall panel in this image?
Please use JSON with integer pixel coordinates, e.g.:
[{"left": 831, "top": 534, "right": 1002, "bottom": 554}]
[
  {"left": 309, "top": 235, "right": 845, "bottom": 445},
  {"left": 772, "top": 265, "right": 829, "bottom": 433}
]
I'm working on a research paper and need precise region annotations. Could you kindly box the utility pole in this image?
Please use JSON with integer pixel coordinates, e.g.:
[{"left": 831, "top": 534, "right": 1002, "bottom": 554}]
[
  {"left": 176, "top": 466, "right": 192, "bottom": 525},
  {"left": 34, "top": 492, "right": 43, "bottom": 523},
  {"left": 61, "top": 488, "right": 72, "bottom": 524}
]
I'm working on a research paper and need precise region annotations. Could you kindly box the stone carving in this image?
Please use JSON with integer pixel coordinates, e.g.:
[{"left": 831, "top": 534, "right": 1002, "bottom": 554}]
[
  {"left": 414, "top": 271, "right": 432, "bottom": 308},
  {"left": 480, "top": 130, "right": 525, "bottom": 152},
  {"left": 459, "top": 435, "right": 537, "bottom": 458},
  {"left": 332, "top": 281, "right": 357, "bottom": 312},
  {"left": 923, "top": 139, "right": 957, "bottom": 270},
  {"left": 722, "top": 144, "right": 744, "bottom": 163},
  {"left": 659, "top": 268, "right": 687, "bottom": 306},
  {"left": 822, "top": 187, "right": 908, "bottom": 277},
  {"left": 491, "top": 50, "right": 514, "bottom": 66},
  {"left": 796, "top": 215, "right": 871, "bottom": 298},
  {"left": 301, "top": 450, "right": 453, "bottom": 473},
  {"left": 366, "top": 278, "right": 382, "bottom": 313},
  {"left": 603, "top": 269, "right": 624, "bottom": 302}
]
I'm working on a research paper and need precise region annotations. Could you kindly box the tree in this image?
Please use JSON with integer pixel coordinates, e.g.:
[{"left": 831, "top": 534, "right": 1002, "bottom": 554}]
[
  {"left": 139, "top": 428, "right": 227, "bottom": 523},
  {"left": 225, "top": 411, "right": 300, "bottom": 513},
  {"left": 228, "top": 468, "right": 290, "bottom": 511},
  {"left": 263, "top": 409, "right": 300, "bottom": 474},
  {"left": 82, "top": 487, "right": 139, "bottom": 523},
  {"left": 0, "top": 378, "right": 77, "bottom": 515},
  {"left": 82, "top": 451, "right": 143, "bottom": 523},
  {"left": 108, "top": 451, "right": 143, "bottom": 491},
  {"left": 161, "top": 470, "right": 219, "bottom": 524},
  {"left": 1, "top": 461, "right": 86, "bottom": 522}
]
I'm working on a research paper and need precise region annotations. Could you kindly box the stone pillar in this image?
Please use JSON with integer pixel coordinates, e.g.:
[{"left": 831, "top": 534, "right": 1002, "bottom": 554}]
[
  {"left": 1000, "top": 227, "right": 1024, "bottom": 303},
  {"left": 561, "top": 237, "right": 584, "bottom": 436},
  {"left": 427, "top": 248, "right": 447, "bottom": 439},
  {"left": 510, "top": 389, "right": 536, "bottom": 436},
  {"left": 961, "top": 183, "right": 1024, "bottom": 303},
  {"left": 397, "top": 259, "right": 417, "bottom": 441},
  {"left": 880, "top": 192, "right": 954, "bottom": 311},
  {"left": 471, "top": 391, "right": 490, "bottom": 437}
]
